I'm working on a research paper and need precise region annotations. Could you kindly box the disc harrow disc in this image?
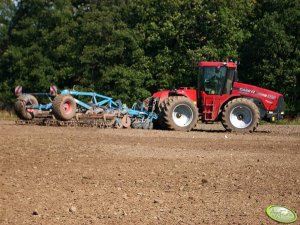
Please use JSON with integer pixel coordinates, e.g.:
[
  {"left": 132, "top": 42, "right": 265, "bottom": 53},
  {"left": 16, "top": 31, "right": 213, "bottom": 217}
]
[{"left": 122, "top": 115, "right": 131, "bottom": 128}]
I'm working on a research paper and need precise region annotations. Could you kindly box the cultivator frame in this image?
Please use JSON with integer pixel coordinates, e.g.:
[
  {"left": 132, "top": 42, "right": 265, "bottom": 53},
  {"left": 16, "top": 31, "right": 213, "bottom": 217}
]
[{"left": 14, "top": 86, "right": 158, "bottom": 129}]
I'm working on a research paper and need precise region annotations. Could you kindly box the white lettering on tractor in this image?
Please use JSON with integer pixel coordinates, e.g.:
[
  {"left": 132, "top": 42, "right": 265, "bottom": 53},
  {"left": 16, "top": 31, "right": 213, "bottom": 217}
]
[
  {"left": 257, "top": 92, "right": 267, "bottom": 98},
  {"left": 267, "top": 95, "right": 276, "bottom": 100},
  {"left": 239, "top": 88, "right": 256, "bottom": 94}
]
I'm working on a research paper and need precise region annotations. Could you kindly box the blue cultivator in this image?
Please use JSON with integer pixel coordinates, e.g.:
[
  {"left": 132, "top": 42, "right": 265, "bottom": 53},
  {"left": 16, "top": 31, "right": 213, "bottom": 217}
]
[{"left": 14, "top": 86, "right": 157, "bottom": 129}]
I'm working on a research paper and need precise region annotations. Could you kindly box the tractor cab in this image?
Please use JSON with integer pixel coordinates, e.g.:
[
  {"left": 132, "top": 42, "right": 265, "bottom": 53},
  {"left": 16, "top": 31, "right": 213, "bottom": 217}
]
[
  {"left": 197, "top": 62, "right": 239, "bottom": 121},
  {"left": 198, "top": 61, "right": 237, "bottom": 95}
]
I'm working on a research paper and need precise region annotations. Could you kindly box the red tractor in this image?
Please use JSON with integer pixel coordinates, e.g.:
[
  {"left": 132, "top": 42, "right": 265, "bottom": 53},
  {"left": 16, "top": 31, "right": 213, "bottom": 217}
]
[{"left": 149, "top": 61, "right": 285, "bottom": 132}]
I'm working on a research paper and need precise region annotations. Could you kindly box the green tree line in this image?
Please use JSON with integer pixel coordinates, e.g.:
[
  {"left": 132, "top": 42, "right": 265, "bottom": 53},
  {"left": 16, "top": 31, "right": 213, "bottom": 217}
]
[{"left": 0, "top": 0, "right": 299, "bottom": 114}]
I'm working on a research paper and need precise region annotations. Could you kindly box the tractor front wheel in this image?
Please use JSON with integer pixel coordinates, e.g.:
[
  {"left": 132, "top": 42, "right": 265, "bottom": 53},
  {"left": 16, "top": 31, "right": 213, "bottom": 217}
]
[
  {"left": 52, "top": 95, "right": 76, "bottom": 121},
  {"left": 160, "top": 96, "right": 198, "bottom": 131},
  {"left": 15, "top": 94, "right": 38, "bottom": 120},
  {"left": 221, "top": 98, "right": 260, "bottom": 132}
]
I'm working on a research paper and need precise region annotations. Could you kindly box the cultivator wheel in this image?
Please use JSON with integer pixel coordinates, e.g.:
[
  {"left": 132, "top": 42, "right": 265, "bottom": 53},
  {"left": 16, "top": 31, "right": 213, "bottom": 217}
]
[
  {"left": 14, "top": 94, "right": 39, "bottom": 120},
  {"left": 52, "top": 95, "right": 76, "bottom": 121}
]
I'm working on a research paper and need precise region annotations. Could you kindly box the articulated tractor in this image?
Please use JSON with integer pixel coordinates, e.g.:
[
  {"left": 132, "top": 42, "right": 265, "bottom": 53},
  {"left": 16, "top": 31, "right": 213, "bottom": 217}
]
[{"left": 148, "top": 61, "right": 285, "bottom": 132}]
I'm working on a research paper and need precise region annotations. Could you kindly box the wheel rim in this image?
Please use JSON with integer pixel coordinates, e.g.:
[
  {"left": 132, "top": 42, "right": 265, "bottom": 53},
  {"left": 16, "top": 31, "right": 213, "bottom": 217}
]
[
  {"left": 230, "top": 106, "right": 253, "bottom": 129},
  {"left": 63, "top": 102, "right": 72, "bottom": 114},
  {"left": 25, "top": 99, "right": 37, "bottom": 113},
  {"left": 172, "top": 104, "right": 193, "bottom": 127}
]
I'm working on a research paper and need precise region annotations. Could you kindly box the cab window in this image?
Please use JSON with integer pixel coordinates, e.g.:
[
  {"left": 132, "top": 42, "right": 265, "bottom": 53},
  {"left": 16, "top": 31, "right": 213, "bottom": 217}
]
[{"left": 202, "top": 66, "right": 226, "bottom": 95}]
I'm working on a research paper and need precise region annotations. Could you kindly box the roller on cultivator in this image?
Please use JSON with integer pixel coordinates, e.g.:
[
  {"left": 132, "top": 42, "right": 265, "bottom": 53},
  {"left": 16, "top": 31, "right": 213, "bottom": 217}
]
[{"left": 14, "top": 86, "right": 157, "bottom": 129}]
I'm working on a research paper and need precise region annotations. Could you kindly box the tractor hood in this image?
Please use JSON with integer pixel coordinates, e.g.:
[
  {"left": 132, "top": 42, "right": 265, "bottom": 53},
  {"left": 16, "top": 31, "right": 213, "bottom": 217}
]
[{"left": 232, "top": 82, "right": 284, "bottom": 111}]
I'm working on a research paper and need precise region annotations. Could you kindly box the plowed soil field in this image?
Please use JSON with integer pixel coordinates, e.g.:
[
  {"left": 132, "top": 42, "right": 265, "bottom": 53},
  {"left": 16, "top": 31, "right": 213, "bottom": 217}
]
[{"left": 0, "top": 121, "right": 299, "bottom": 225}]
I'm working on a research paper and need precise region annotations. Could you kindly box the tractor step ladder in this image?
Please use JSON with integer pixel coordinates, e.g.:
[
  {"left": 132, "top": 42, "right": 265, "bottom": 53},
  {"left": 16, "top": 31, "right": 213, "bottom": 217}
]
[{"left": 203, "top": 98, "right": 215, "bottom": 121}]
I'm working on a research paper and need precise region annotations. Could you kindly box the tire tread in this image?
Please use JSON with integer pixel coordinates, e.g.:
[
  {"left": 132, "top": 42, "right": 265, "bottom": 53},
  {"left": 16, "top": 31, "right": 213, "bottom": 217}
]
[
  {"left": 52, "top": 95, "right": 76, "bottom": 121},
  {"left": 160, "top": 96, "right": 198, "bottom": 131},
  {"left": 221, "top": 98, "right": 260, "bottom": 132}
]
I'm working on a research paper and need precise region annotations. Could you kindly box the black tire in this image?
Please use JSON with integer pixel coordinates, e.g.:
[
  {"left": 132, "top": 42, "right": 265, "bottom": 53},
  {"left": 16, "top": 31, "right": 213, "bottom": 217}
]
[
  {"left": 153, "top": 101, "right": 167, "bottom": 130},
  {"left": 15, "top": 94, "right": 38, "bottom": 120},
  {"left": 146, "top": 97, "right": 163, "bottom": 129},
  {"left": 221, "top": 98, "right": 260, "bottom": 132},
  {"left": 160, "top": 96, "right": 198, "bottom": 131},
  {"left": 52, "top": 95, "right": 76, "bottom": 121}
]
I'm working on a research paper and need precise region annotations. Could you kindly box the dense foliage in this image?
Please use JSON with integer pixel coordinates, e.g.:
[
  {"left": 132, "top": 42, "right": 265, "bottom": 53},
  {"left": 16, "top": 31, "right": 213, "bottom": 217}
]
[{"left": 0, "top": 0, "right": 299, "bottom": 114}]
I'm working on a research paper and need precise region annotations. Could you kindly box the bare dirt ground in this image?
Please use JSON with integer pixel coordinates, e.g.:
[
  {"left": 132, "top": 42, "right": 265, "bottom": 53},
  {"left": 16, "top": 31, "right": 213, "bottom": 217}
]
[{"left": 0, "top": 120, "right": 299, "bottom": 225}]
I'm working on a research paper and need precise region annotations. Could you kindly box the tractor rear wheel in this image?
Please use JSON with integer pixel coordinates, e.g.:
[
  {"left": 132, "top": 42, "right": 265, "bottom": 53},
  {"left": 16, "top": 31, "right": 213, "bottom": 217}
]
[
  {"left": 15, "top": 94, "right": 38, "bottom": 120},
  {"left": 160, "top": 96, "right": 198, "bottom": 131},
  {"left": 221, "top": 98, "right": 260, "bottom": 132},
  {"left": 52, "top": 95, "right": 76, "bottom": 121}
]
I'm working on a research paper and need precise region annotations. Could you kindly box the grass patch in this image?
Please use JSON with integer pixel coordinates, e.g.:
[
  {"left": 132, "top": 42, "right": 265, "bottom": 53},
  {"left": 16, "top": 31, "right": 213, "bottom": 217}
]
[
  {"left": 255, "top": 118, "right": 300, "bottom": 125},
  {"left": 0, "top": 110, "right": 17, "bottom": 120},
  {"left": 261, "top": 118, "right": 300, "bottom": 125},
  {"left": 277, "top": 118, "right": 300, "bottom": 125}
]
